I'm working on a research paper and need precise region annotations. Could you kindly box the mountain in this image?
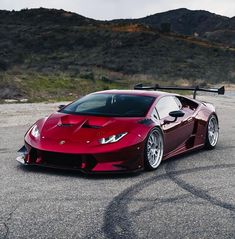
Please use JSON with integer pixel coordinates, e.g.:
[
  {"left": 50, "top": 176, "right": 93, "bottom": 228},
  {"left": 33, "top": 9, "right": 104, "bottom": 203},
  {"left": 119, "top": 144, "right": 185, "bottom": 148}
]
[
  {"left": 143, "top": 8, "right": 229, "bottom": 34},
  {"left": 113, "top": 8, "right": 235, "bottom": 46},
  {"left": 0, "top": 8, "right": 94, "bottom": 26},
  {"left": 0, "top": 8, "right": 234, "bottom": 101}
]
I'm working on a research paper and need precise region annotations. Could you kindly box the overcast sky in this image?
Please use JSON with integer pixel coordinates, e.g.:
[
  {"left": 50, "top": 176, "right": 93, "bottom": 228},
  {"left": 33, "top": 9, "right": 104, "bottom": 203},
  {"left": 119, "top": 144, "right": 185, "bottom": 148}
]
[{"left": 0, "top": 0, "right": 234, "bottom": 20}]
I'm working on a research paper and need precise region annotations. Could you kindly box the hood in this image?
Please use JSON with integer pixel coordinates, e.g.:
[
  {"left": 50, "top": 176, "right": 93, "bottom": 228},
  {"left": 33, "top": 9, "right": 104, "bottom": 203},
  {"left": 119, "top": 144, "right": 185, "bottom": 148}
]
[
  {"left": 25, "top": 112, "right": 154, "bottom": 154},
  {"left": 39, "top": 112, "right": 145, "bottom": 143}
]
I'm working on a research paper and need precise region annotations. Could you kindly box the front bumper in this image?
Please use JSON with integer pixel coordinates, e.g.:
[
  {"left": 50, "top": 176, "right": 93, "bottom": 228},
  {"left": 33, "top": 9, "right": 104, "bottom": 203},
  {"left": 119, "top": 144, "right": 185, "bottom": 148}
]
[{"left": 16, "top": 142, "right": 144, "bottom": 173}]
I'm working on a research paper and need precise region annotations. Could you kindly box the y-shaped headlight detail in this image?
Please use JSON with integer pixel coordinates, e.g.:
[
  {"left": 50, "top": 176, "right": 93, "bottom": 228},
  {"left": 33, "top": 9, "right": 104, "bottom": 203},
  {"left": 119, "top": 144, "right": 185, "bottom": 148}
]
[
  {"left": 99, "top": 132, "right": 128, "bottom": 144},
  {"left": 31, "top": 125, "right": 40, "bottom": 138}
]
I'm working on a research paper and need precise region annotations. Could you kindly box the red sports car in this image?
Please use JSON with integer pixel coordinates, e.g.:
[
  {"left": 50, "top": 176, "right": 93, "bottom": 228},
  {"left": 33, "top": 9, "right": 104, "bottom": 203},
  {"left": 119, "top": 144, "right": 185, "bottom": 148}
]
[{"left": 16, "top": 84, "right": 224, "bottom": 173}]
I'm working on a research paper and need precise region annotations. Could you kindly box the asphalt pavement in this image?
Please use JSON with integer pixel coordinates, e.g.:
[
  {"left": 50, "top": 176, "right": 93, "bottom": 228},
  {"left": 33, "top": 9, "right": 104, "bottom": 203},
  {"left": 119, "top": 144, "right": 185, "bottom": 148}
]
[{"left": 0, "top": 93, "right": 234, "bottom": 239}]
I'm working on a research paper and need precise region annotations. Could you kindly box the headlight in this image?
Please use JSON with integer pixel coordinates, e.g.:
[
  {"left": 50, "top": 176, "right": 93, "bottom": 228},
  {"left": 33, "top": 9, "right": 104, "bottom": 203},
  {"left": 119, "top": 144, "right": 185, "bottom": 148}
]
[
  {"left": 31, "top": 125, "right": 40, "bottom": 138},
  {"left": 99, "top": 132, "right": 127, "bottom": 144}
]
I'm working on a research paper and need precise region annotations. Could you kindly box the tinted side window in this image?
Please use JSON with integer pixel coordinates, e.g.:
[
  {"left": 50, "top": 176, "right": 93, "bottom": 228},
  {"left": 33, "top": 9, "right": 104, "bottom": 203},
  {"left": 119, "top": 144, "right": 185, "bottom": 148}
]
[
  {"left": 156, "top": 96, "right": 180, "bottom": 119},
  {"left": 177, "top": 96, "right": 198, "bottom": 111}
]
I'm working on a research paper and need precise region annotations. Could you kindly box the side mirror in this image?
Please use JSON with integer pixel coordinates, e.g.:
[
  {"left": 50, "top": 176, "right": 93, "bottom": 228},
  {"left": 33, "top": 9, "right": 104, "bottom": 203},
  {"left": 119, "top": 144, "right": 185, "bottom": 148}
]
[
  {"left": 164, "top": 110, "right": 185, "bottom": 124},
  {"left": 58, "top": 105, "right": 66, "bottom": 110},
  {"left": 169, "top": 110, "right": 185, "bottom": 118}
]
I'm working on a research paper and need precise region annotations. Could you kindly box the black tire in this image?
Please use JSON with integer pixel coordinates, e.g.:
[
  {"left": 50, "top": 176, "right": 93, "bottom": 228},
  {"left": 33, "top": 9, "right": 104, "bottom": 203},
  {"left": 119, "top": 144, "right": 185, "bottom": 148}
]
[
  {"left": 205, "top": 114, "right": 219, "bottom": 149},
  {"left": 144, "top": 127, "right": 164, "bottom": 171}
]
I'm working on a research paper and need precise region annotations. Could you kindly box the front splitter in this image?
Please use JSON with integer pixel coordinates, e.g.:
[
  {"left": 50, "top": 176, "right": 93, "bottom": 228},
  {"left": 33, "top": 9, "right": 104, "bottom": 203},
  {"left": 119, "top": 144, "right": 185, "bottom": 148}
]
[{"left": 16, "top": 155, "right": 27, "bottom": 165}]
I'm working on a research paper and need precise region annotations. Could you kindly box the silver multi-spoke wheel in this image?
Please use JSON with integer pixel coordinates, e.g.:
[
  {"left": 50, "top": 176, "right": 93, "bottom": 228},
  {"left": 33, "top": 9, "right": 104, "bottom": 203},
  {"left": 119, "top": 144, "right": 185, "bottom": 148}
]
[
  {"left": 145, "top": 128, "right": 164, "bottom": 170},
  {"left": 206, "top": 115, "right": 219, "bottom": 149}
]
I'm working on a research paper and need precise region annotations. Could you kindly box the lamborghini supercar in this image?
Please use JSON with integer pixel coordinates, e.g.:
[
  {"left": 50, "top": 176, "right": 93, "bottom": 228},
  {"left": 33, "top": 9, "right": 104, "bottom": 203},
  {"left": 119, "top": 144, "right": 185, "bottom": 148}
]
[{"left": 16, "top": 84, "right": 225, "bottom": 173}]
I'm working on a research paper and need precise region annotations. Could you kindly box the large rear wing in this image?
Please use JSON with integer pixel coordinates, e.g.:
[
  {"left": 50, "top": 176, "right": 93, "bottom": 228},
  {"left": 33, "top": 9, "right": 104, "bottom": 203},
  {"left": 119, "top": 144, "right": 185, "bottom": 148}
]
[{"left": 134, "top": 84, "right": 225, "bottom": 99}]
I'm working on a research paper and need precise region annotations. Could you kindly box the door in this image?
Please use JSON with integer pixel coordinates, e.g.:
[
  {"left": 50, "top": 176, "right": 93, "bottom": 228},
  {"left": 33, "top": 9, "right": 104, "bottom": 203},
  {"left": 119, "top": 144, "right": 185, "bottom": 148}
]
[{"left": 155, "top": 96, "right": 194, "bottom": 154}]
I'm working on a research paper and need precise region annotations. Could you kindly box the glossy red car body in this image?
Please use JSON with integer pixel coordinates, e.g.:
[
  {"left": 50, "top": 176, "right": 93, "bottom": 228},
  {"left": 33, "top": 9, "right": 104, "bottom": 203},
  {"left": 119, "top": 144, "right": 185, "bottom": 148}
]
[{"left": 17, "top": 89, "right": 218, "bottom": 173}]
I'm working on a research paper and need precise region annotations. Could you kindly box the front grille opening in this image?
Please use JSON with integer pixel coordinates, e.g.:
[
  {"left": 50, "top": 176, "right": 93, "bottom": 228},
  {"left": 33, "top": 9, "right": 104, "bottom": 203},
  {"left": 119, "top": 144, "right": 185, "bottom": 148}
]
[
  {"left": 40, "top": 151, "right": 97, "bottom": 170},
  {"left": 42, "top": 151, "right": 82, "bottom": 169},
  {"left": 84, "top": 155, "right": 96, "bottom": 170},
  {"left": 29, "top": 148, "right": 37, "bottom": 162}
]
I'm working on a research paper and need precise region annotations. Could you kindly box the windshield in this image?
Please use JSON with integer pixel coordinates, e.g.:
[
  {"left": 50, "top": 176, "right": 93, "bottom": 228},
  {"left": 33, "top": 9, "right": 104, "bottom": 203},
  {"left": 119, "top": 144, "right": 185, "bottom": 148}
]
[{"left": 61, "top": 93, "right": 155, "bottom": 117}]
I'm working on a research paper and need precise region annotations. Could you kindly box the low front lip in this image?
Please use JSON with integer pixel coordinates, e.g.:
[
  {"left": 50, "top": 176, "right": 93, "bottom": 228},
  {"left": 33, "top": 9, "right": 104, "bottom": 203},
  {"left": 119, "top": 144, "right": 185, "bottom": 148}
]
[
  {"left": 16, "top": 145, "right": 28, "bottom": 165},
  {"left": 15, "top": 157, "right": 143, "bottom": 174},
  {"left": 16, "top": 155, "right": 27, "bottom": 165}
]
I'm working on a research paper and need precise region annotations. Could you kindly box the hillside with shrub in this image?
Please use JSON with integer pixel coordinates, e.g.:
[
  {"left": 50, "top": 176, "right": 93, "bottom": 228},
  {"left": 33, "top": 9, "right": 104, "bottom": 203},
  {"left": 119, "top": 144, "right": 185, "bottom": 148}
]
[{"left": 0, "top": 8, "right": 234, "bottom": 101}]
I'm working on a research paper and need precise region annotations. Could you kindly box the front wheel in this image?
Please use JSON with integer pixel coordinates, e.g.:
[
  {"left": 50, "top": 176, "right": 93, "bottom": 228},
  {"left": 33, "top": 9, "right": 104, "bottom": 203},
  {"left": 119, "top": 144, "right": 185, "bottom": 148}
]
[
  {"left": 205, "top": 114, "right": 219, "bottom": 149},
  {"left": 144, "top": 128, "right": 164, "bottom": 170}
]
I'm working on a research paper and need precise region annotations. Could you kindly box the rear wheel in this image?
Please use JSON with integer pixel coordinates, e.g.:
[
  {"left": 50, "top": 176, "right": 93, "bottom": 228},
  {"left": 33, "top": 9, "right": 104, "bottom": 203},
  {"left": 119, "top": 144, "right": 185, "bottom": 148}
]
[
  {"left": 144, "top": 128, "right": 164, "bottom": 170},
  {"left": 205, "top": 115, "right": 219, "bottom": 149}
]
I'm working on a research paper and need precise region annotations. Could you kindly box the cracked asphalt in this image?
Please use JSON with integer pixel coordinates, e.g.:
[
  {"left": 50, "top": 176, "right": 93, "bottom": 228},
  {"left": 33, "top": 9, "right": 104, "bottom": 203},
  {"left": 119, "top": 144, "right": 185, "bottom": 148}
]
[{"left": 0, "top": 93, "right": 235, "bottom": 239}]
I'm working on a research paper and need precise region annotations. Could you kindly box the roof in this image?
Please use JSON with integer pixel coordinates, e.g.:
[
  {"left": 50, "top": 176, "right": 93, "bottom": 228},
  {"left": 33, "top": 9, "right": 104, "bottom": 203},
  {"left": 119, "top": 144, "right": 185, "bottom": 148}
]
[{"left": 93, "top": 89, "right": 173, "bottom": 98}]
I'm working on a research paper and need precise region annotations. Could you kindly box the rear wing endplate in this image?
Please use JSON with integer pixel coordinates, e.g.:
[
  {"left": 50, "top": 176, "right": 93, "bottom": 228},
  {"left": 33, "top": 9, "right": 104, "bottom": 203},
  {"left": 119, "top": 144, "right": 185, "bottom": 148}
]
[{"left": 134, "top": 84, "right": 225, "bottom": 99}]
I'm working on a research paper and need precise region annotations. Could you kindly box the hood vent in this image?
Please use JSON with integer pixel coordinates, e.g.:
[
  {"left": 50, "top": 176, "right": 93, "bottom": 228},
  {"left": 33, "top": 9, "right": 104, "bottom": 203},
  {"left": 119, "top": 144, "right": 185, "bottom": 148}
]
[
  {"left": 81, "top": 119, "right": 102, "bottom": 129},
  {"left": 82, "top": 124, "right": 101, "bottom": 129},
  {"left": 57, "top": 123, "right": 73, "bottom": 127},
  {"left": 57, "top": 120, "right": 102, "bottom": 129},
  {"left": 138, "top": 119, "right": 153, "bottom": 126}
]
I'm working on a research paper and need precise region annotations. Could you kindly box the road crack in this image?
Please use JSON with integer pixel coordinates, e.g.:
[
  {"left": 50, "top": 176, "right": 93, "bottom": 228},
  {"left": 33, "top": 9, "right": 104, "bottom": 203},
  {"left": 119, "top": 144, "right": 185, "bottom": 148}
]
[{"left": 1, "top": 202, "right": 21, "bottom": 239}]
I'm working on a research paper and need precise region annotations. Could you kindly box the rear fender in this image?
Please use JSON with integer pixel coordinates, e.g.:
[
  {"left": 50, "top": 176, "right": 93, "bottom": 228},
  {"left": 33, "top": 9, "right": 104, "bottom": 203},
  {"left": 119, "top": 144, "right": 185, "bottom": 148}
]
[{"left": 194, "top": 108, "right": 217, "bottom": 145}]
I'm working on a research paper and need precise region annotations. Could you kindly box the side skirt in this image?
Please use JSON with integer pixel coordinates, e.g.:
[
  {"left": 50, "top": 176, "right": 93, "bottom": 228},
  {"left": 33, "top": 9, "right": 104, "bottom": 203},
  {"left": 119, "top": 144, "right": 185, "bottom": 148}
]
[{"left": 163, "top": 143, "right": 205, "bottom": 161}]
